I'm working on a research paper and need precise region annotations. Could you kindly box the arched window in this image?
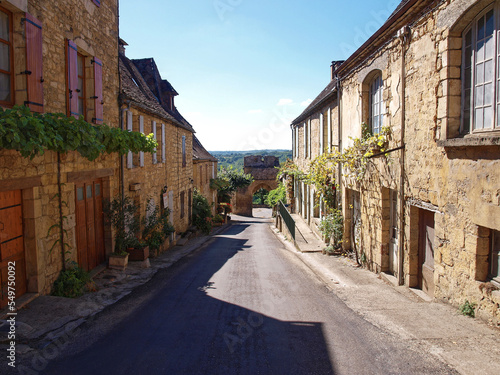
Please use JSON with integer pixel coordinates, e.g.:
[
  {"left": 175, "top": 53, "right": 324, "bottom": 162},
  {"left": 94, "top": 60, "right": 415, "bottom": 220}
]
[
  {"left": 369, "top": 74, "right": 383, "bottom": 134},
  {"left": 462, "top": 5, "right": 500, "bottom": 133}
]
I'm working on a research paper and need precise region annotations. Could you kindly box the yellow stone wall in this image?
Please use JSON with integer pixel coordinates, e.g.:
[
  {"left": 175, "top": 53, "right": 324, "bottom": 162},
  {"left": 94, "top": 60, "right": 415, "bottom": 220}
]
[
  {"left": 193, "top": 160, "right": 217, "bottom": 215},
  {"left": 0, "top": 0, "right": 120, "bottom": 294},
  {"left": 338, "top": 0, "right": 500, "bottom": 323}
]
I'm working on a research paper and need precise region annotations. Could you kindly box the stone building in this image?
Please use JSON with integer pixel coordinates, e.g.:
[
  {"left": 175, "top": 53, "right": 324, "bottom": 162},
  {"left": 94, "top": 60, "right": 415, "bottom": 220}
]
[
  {"left": 120, "top": 45, "right": 195, "bottom": 236},
  {"left": 192, "top": 135, "right": 218, "bottom": 215},
  {"left": 0, "top": 0, "right": 120, "bottom": 305},
  {"left": 291, "top": 0, "right": 500, "bottom": 323}
]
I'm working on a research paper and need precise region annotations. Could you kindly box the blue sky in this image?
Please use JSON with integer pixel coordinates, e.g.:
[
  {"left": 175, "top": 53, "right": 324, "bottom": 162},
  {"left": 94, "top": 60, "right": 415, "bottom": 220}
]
[{"left": 120, "top": 0, "right": 401, "bottom": 151}]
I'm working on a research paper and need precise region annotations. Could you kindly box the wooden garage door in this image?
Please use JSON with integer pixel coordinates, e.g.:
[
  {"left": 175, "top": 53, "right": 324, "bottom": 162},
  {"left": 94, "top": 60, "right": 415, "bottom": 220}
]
[
  {"left": 0, "top": 190, "right": 27, "bottom": 309},
  {"left": 75, "top": 179, "right": 105, "bottom": 272}
]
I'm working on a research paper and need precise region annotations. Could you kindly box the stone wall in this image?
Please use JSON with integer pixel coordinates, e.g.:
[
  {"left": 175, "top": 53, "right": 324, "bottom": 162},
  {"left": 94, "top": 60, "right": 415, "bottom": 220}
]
[
  {"left": 338, "top": 0, "right": 500, "bottom": 324},
  {"left": 193, "top": 160, "right": 217, "bottom": 215},
  {"left": 0, "top": 0, "right": 120, "bottom": 295}
]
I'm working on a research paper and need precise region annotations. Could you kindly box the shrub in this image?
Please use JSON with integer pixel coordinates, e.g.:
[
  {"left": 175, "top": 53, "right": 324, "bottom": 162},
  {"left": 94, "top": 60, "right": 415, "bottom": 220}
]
[
  {"left": 52, "top": 263, "right": 92, "bottom": 298},
  {"left": 459, "top": 300, "right": 476, "bottom": 318},
  {"left": 318, "top": 209, "right": 343, "bottom": 248},
  {"left": 265, "top": 182, "right": 286, "bottom": 207},
  {"left": 192, "top": 190, "right": 213, "bottom": 234}
]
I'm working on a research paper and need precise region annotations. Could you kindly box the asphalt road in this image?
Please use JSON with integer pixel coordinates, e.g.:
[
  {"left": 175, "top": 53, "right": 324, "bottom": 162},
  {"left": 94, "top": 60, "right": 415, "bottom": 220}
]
[{"left": 41, "top": 209, "right": 455, "bottom": 375}]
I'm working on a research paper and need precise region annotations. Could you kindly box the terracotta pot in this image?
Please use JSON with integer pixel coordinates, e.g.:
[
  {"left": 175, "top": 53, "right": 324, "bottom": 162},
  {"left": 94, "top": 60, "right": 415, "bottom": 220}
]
[
  {"left": 128, "top": 246, "right": 150, "bottom": 261},
  {"left": 108, "top": 253, "right": 129, "bottom": 270}
]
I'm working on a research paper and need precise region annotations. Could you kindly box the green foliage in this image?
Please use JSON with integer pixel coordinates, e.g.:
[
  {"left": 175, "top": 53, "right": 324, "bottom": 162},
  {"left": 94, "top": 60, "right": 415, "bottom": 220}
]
[
  {"left": 211, "top": 167, "right": 253, "bottom": 203},
  {"left": 265, "top": 182, "right": 286, "bottom": 207},
  {"left": 318, "top": 209, "right": 343, "bottom": 248},
  {"left": 213, "top": 214, "right": 224, "bottom": 224},
  {"left": 277, "top": 158, "right": 306, "bottom": 181},
  {"left": 52, "top": 262, "right": 92, "bottom": 298},
  {"left": 103, "top": 195, "right": 139, "bottom": 254},
  {"left": 253, "top": 188, "right": 269, "bottom": 205},
  {"left": 211, "top": 150, "right": 292, "bottom": 172},
  {"left": 192, "top": 189, "right": 213, "bottom": 235},
  {"left": 459, "top": 300, "right": 476, "bottom": 318},
  {"left": 142, "top": 199, "right": 173, "bottom": 251},
  {"left": 0, "top": 105, "right": 157, "bottom": 160}
]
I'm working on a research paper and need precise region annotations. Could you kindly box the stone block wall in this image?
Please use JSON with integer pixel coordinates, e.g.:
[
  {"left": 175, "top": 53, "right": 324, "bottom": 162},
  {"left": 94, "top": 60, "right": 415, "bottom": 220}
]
[
  {"left": 0, "top": 0, "right": 120, "bottom": 295},
  {"left": 337, "top": 0, "right": 500, "bottom": 324}
]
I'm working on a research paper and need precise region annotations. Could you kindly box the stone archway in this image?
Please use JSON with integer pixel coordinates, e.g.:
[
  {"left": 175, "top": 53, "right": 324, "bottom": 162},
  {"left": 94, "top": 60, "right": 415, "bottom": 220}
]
[{"left": 232, "top": 155, "right": 279, "bottom": 216}]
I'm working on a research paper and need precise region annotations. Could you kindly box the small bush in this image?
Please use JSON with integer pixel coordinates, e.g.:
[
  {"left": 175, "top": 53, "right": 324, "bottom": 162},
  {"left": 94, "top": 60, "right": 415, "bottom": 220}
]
[
  {"left": 459, "top": 300, "right": 476, "bottom": 318},
  {"left": 52, "top": 263, "right": 92, "bottom": 298},
  {"left": 192, "top": 189, "right": 213, "bottom": 234},
  {"left": 318, "top": 209, "right": 343, "bottom": 248}
]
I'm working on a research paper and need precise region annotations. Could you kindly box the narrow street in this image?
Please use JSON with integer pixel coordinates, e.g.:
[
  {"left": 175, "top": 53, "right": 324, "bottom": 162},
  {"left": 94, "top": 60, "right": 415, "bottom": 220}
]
[{"left": 41, "top": 210, "right": 456, "bottom": 375}]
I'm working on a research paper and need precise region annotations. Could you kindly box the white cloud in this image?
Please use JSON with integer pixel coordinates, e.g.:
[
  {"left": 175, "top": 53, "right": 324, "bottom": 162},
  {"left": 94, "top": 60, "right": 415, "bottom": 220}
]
[
  {"left": 248, "top": 109, "right": 263, "bottom": 114},
  {"left": 277, "top": 98, "right": 293, "bottom": 106},
  {"left": 300, "top": 99, "right": 313, "bottom": 107}
]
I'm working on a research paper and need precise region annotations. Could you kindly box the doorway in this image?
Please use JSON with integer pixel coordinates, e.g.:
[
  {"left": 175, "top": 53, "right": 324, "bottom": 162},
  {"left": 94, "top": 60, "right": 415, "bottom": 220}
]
[
  {"left": 75, "top": 179, "right": 105, "bottom": 271},
  {"left": 419, "top": 208, "right": 435, "bottom": 297}
]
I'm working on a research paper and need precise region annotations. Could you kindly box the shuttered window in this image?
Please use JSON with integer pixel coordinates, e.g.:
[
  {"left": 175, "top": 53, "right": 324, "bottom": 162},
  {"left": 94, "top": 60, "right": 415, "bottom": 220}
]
[
  {"left": 182, "top": 135, "right": 186, "bottom": 167},
  {"left": 92, "top": 57, "right": 103, "bottom": 124},
  {"left": 66, "top": 39, "right": 78, "bottom": 118},
  {"left": 0, "top": 7, "right": 13, "bottom": 106},
  {"left": 24, "top": 13, "right": 43, "bottom": 112},
  {"left": 77, "top": 53, "right": 86, "bottom": 119}
]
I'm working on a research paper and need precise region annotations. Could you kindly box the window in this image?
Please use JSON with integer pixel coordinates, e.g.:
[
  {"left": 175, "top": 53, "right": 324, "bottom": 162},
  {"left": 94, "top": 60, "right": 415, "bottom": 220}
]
[
  {"left": 77, "top": 53, "right": 86, "bottom": 119},
  {"left": 182, "top": 135, "right": 186, "bottom": 167},
  {"left": 490, "top": 230, "right": 500, "bottom": 283},
  {"left": 152, "top": 121, "right": 157, "bottom": 164},
  {"left": 66, "top": 39, "right": 103, "bottom": 123},
  {"left": 462, "top": 6, "right": 500, "bottom": 133},
  {"left": 161, "top": 123, "right": 166, "bottom": 163},
  {"left": 0, "top": 7, "right": 13, "bottom": 106},
  {"left": 369, "top": 74, "right": 383, "bottom": 135}
]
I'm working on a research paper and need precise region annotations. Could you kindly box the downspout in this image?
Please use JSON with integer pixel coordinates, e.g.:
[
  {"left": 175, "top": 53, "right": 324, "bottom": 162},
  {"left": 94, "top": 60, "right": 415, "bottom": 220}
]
[{"left": 398, "top": 26, "right": 409, "bottom": 286}]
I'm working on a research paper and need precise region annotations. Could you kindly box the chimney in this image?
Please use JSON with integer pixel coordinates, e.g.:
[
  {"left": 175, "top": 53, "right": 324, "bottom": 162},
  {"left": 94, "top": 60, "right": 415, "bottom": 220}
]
[
  {"left": 330, "top": 60, "right": 344, "bottom": 80},
  {"left": 119, "top": 38, "right": 128, "bottom": 55}
]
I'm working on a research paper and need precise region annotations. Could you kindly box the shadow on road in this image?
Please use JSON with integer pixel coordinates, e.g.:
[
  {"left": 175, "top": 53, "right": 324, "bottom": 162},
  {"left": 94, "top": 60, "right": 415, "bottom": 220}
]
[{"left": 41, "top": 217, "right": 334, "bottom": 375}]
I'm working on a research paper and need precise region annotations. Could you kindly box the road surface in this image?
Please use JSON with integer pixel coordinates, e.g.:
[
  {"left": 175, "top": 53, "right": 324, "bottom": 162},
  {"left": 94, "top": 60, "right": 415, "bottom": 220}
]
[{"left": 41, "top": 209, "right": 455, "bottom": 374}]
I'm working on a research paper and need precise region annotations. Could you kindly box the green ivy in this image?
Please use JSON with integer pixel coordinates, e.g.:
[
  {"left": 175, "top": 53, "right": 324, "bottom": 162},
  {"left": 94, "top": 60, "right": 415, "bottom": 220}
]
[{"left": 0, "top": 106, "right": 157, "bottom": 160}]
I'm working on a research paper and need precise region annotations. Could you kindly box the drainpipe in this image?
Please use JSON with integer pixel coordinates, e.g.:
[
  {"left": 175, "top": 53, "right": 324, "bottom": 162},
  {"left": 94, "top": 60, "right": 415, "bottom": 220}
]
[{"left": 398, "top": 26, "right": 409, "bottom": 286}]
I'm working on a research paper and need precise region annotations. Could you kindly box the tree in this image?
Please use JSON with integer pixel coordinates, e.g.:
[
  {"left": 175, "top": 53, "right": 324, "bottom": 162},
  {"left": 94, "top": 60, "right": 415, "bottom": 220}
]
[{"left": 210, "top": 167, "right": 254, "bottom": 203}]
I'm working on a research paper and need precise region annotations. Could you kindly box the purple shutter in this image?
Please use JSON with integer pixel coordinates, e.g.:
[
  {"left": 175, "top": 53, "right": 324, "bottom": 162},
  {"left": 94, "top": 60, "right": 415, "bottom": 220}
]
[
  {"left": 66, "top": 39, "right": 78, "bottom": 118},
  {"left": 24, "top": 13, "right": 43, "bottom": 113},
  {"left": 92, "top": 57, "right": 103, "bottom": 124},
  {"left": 92, "top": 0, "right": 101, "bottom": 7}
]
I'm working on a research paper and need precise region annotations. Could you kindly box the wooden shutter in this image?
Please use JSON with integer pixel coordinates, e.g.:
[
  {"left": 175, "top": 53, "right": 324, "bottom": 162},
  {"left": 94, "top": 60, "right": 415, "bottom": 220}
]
[
  {"left": 66, "top": 39, "right": 78, "bottom": 118},
  {"left": 92, "top": 57, "right": 103, "bottom": 124},
  {"left": 24, "top": 13, "right": 43, "bottom": 113},
  {"left": 92, "top": 0, "right": 101, "bottom": 7}
]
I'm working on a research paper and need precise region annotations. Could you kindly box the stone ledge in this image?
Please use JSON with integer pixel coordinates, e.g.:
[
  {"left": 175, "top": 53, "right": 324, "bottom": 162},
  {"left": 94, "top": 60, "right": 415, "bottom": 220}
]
[{"left": 437, "top": 135, "right": 500, "bottom": 147}]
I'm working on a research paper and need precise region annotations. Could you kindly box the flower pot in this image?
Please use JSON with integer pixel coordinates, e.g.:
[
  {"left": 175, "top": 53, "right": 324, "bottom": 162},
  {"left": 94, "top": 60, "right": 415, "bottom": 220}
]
[
  {"left": 108, "top": 253, "right": 129, "bottom": 270},
  {"left": 128, "top": 246, "right": 150, "bottom": 261}
]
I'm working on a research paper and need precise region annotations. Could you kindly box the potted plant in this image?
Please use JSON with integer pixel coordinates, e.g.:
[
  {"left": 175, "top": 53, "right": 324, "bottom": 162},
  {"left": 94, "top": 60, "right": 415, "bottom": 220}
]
[
  {"left": 142, "top": 198, "right": 174, "bottom": 257},
  {"left": 104, "top": 195, "right": 138, "bottom": 270}
]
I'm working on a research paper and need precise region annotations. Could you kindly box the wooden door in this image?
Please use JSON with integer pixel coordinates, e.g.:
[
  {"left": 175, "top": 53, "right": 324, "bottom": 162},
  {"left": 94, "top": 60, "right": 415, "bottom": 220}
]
[
  {"left": 389, "top": 190, "right": 398, "bottom": 275},
  {"left": 419, "top": 209, "right": 435, "bottom": 297},
  {"left": 0, "top": 190, "right": 27, "bottom": 309},
  {"left": 75, "top": 180, "right": 105, "bottom": 272}
]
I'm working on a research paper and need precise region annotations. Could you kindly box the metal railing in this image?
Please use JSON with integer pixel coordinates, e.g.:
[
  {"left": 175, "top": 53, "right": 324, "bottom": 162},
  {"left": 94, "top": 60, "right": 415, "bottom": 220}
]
[{"left": 278, "top": 200, "right": 295, "bottom": 240}]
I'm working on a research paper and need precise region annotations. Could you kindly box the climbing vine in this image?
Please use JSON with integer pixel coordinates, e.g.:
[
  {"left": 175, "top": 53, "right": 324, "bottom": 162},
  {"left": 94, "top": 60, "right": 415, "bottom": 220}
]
[
  {"left": 279, "top": 123, "right": 391, "bottom": 213},
  {"left": 0, "top": 106, "right": 157, "bottom": 160}
]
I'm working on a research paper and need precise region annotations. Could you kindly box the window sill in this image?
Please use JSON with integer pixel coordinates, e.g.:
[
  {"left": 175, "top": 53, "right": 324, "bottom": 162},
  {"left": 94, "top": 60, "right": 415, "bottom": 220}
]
[{"left": 437, "top": 135, "right": 500, "bottom": 147}]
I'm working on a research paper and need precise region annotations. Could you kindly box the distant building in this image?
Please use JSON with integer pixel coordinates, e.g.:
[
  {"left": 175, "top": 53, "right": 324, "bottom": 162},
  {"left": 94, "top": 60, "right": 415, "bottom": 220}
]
[{"left": 192, "top": 135, "right": 218, "bottom": 215}]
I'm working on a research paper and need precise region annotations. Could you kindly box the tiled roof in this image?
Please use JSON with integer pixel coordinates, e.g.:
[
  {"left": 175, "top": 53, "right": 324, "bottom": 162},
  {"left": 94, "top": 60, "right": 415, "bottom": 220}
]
[
  {"left": 131, "top": 58, "right": 195, "bottom": 133},
  {"left": 119, "top": 53, "right": 181, "bottom": 125},
  {"left": 291, "top": 79, "right": 338, "bottom": 126},
  {"left": 388, "top": 0, "right": 413, "bottom": 20},
  {"left": 193, "top": 135, "right": 217, "bottom": 162}
]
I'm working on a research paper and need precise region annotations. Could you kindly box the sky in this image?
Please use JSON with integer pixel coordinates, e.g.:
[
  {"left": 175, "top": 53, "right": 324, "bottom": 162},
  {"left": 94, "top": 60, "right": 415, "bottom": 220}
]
[{"left": 119, "top": 0, "right": 402, "bottom": 151}]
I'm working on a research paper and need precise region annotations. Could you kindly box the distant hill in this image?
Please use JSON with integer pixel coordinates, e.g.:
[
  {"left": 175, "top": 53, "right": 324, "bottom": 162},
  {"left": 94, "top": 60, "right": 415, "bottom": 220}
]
[{"left": 210, "top": 149, "right": 292, "bottom": 172}]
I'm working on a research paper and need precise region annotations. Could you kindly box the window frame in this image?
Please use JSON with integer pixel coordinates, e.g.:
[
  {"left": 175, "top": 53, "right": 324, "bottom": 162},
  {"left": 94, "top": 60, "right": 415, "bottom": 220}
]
[
  {"left": 490, "top": 230, "right": 500, "bottom": 283},
  {"left": 77, "top": 52, "right": 87, "bottom": 120},
  {"left": 0, "top": 6, "right": 14, "bottom": 107},
  {"left": 369, "top": 74, "right": 383, "bottom": 135},
  {"left": 182, "top": 135, "right": 186, "bottom": 167},
  {"left": 461, "top": 4, "right": 500, "bottom": 135}
]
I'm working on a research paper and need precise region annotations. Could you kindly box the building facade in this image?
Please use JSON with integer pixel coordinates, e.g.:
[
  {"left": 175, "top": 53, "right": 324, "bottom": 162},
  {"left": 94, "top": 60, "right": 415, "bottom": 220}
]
[
  {"left": 291, "top": 0, "right": 500, "bottom": 323},
  {"left": 0, "top": 0, "right": 120, "bottom": 306},
  {"left": 193, "top": 135, "right": 218, "bottom": 215}
]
